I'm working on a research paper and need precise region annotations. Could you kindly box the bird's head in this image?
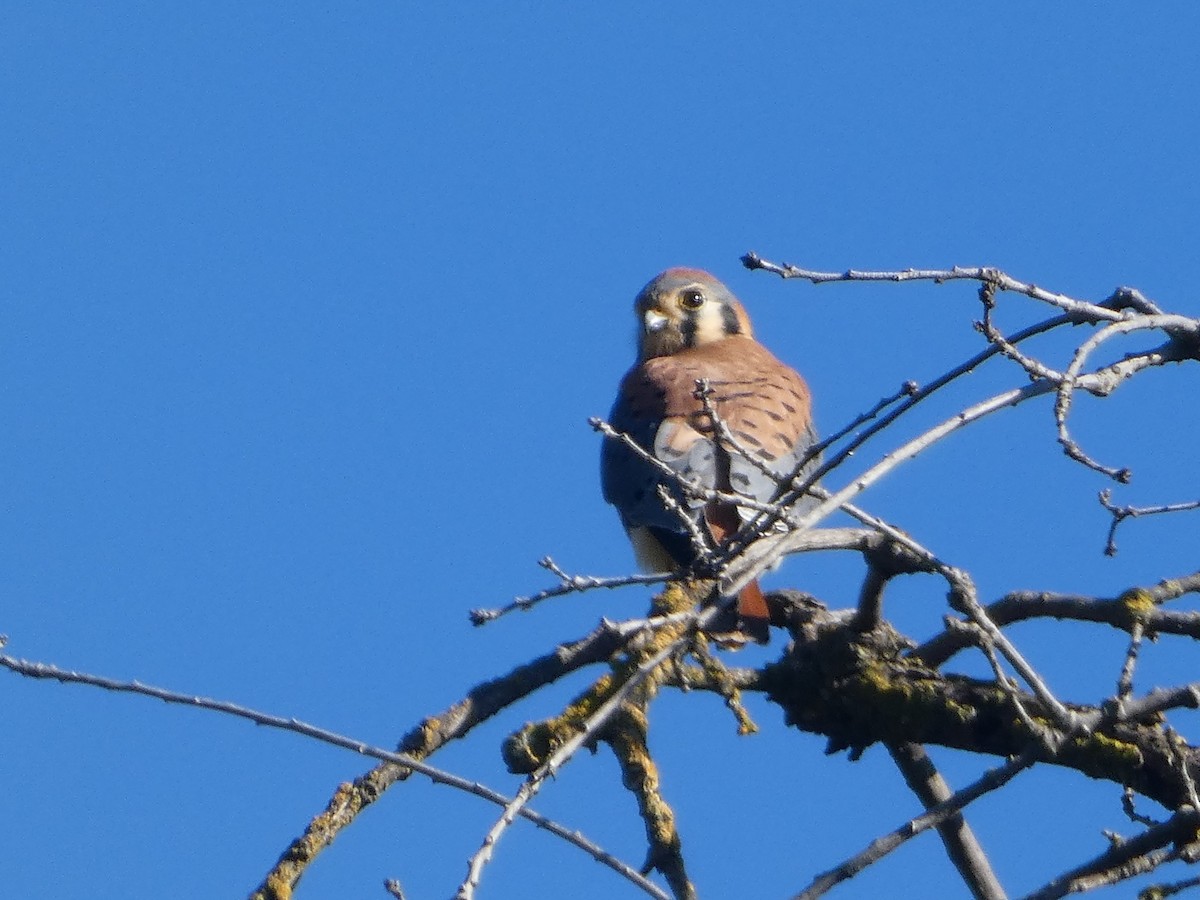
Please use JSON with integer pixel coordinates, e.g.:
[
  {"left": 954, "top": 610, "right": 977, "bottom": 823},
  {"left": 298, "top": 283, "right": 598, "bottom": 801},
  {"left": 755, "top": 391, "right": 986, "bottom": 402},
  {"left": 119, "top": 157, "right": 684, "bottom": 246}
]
[{"left": 633, "top": 268, "right": 754, "bottom": 360}]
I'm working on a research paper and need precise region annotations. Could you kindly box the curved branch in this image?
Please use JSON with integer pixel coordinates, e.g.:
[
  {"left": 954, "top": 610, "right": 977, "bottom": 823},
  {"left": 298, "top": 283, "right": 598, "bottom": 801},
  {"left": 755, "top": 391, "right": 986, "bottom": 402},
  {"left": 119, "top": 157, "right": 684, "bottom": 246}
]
[
  {"left": 761, "top": 595, "right": 1200, "bottom": 813},
  {"left": 1022, "top": 811, "right": 1200, "bottom": 900},
  {"left": 741, "top": 252, "right": 1125, "bottom": 324},
  {"left": 251, "top": 620, "right": 634, "bottom": 899},
  {"left": 1054, "top": 314, "right": 1200, "bottom": 481},
  {"left": 0, "top": 649, "right": 665, "bottom": 900},
  {"left": 914, "top": 572, "right": 1200, "bottom": 668}
]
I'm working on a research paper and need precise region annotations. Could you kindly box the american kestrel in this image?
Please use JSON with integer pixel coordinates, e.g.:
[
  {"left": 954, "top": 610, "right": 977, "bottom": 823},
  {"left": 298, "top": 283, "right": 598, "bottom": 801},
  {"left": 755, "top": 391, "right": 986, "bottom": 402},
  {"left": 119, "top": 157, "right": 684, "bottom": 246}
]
[{"left": 600, "top": 268, "right": 817, "bottom": 643}]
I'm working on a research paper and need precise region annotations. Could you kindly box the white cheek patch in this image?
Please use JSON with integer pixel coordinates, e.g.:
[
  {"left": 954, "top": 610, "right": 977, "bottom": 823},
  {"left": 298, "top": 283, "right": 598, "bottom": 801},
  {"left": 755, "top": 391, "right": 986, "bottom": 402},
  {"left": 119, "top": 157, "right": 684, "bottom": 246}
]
[{"left": 693, "top": 305, "right": 729, "bottom": 345}]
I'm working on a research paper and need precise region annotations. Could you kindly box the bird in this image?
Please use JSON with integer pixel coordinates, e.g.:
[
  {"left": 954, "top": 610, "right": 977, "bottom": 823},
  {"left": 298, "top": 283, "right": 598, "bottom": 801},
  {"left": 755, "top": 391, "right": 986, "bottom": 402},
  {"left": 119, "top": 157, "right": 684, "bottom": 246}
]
[{"left": 600, "top": 267, "right": 818, "bottom": 643}]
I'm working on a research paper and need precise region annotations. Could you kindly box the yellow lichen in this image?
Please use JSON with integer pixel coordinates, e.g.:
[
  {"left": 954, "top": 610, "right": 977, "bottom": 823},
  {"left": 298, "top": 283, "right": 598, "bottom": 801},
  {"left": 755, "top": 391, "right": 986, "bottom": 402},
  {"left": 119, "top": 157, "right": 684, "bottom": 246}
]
[
  {"left": 1119, "top": 587, "right": 1156, "bottom": 623},
  {"left": 1070, "top": 730, "right": 1144, "bottom": 767}
]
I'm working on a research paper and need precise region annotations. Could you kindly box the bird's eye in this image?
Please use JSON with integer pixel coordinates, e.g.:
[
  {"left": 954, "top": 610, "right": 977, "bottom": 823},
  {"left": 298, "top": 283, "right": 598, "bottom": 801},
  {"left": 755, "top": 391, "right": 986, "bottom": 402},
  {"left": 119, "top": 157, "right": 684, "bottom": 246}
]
[{"left": 680, "top": 289, "right": 705, "bottom": 310}]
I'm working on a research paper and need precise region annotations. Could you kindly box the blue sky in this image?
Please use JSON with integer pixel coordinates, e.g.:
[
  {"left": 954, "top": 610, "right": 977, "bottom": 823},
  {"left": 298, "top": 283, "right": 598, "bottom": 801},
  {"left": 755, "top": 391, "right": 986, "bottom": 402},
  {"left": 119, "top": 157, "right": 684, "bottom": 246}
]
[{"left": 4, "top": 5, "right": 1199, "bottom": 899}]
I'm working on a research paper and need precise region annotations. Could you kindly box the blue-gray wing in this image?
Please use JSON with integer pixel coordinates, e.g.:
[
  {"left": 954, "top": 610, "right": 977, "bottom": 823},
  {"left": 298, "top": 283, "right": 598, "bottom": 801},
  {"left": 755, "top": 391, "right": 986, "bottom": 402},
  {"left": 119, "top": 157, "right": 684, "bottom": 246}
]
[{"left": 600, "top": 340, "right": 818, "bottom": 566}]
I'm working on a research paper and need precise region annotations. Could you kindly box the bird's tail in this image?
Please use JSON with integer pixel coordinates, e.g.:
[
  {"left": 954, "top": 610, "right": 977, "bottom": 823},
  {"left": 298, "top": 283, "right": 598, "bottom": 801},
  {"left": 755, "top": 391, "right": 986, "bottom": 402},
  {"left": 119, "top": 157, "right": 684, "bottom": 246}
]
[{"left": 736, "top": 579, "right": 771, "bottom": 644}]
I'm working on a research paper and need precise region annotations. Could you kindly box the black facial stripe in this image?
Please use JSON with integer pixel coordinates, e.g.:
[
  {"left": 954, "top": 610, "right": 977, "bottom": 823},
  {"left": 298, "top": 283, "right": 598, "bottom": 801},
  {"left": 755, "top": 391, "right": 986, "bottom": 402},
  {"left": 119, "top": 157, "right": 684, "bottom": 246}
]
[
  {"left": 681, "top": 311, "right": 697, "bottom": 347},
  {"left": 721, "top": 303, "right": 741, "bottom": 336}
]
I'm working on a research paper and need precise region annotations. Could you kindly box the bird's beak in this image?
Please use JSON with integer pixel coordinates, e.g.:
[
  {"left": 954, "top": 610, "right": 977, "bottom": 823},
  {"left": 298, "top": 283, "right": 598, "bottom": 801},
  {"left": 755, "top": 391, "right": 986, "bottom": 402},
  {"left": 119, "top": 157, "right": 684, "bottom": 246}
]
[{"left": 643, "top": 310, "right": 670, "bottom": 332}]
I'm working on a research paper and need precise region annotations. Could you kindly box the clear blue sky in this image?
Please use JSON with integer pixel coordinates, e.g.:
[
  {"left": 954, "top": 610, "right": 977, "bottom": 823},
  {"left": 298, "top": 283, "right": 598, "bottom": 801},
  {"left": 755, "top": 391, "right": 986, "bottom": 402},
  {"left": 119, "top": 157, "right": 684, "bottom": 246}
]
[{"left": 4, "top": 5, "right": 1199, "bottom": 898}]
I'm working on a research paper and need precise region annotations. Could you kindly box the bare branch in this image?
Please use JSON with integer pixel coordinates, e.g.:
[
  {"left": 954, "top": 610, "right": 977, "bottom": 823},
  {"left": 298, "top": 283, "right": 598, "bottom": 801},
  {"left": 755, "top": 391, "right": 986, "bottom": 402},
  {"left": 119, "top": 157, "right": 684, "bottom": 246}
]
[
  {"left": 792, "top": 751, "right": 1036, "bottom": 899},
  {"left": 1100, "top": 489, "right": 1200, "bottom": 557},
  {"left": 1021, "top": 811, "right": 1200, "bottom": 900},
  {"left": 1052, "top": 315, "right": 1200, "bottom": 482},
  {"left": 455, "top": 641, "right": 681, "bottom": 900},
  {"left": 605, "top": 705, "right": 695, "bottom": 900},
  {"left": 0, "top": 651, "right": 666, "bottom": 900},
  {"left": 887, "top": 742, "right": 1006, "bottom": 900},
  {"left": 1140, "top": 874, "right": 1200, "bottom": 899},
  {"left": 914, "top": 573, "right": 1200, "bottom": 669},
  {"left": 473, "top": 559, "right": 671, "bottom": 625},
  {"left": 250, "top": 619, "right": 641, "bottom": 898},
  {"left": 741, "top": 252, "right": 1128, "bottom": 324},
  {"left": 975, "top": 281, "right": 1068, "bottom": 383},
  {"left": 590, "top": 417, "right": 785, "bottom": 521}
]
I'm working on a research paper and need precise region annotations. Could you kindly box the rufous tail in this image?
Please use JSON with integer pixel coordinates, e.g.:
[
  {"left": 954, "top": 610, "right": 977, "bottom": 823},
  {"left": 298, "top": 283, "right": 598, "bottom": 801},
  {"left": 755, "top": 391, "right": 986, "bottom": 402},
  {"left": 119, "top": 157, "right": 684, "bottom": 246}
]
[{"left": 736, "top": 579, "right": 771, "bottom": 644}]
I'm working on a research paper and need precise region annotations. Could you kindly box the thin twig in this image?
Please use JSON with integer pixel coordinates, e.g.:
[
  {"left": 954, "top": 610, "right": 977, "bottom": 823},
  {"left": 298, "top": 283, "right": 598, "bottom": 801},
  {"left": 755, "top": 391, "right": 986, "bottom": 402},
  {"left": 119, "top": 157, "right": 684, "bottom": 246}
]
[
  {"left": 722, "top": 379, "right": 1059, "bottom": 598},
  {"left": 808, "top": 379, "right": 921, "bottom": 459},
  {"left": 656, "top": 483, "right": 717, "bottom": 562},
  {"left": 949, "top": 583, "right": 1078, "bottom": 737},
  {"left": 1116, "top": 620, "right": 1145, "bottom": 703},
  {"left": 1140, "top": 874, "right": 1200, "bottom": 899},
  {"left": 1122, "top": 786, "right": 1162, "bottom": 828},
  {"left": 793, "top": 751, "right": 1037, "bottom": 899},
  {"left": 887, "top": 742, "right": 1006, "bottom": 900},
  {"left": 1097, "top": 683, "right": 1200, "bottom": 728},
  {"left": 454, "top": 641, "right": 681, "bottom": 900},
  {"left": 914, "top": 572, "right": 1200, "bottom": 668},
  {"left": 694, "top": 377, "right": 781, "bottom": 484},
  {"left": 976, "top": 282, "right": 1067, "bottom": 383},
  {"left": 251, "top": 618, "right": 649, "bottom": 898},
  {"left": 1099, "top": 489, "right": 1200, "bottom": 557},
  {"left": 1021, "top": 811, "right": 1200, "bottom": 900},
  {"left": 945, "top": 619, "right": 1059, "bottom": 754},
  {"left": 741, "top": 252, "right": 1126, "bottom": 324},
  {"left": 590, "top": 418, "right": 785, "bottom": 520},
  {"left": 1053, "top": 314, "right": 1199, "bottom": 481},
  {"left": 473, "top": 566, "right": 671, "bottom": 625},
  {"left": 0, "top": 652, "right": 668, "bottom": 900}
]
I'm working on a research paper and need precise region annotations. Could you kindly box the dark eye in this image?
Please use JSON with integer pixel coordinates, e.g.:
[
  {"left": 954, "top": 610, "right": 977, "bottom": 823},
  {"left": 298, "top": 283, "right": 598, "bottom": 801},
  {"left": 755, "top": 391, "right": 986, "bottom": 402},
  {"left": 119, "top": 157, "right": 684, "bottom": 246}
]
[{"left": 680, "top": 289, "right": 705, "bottom": 310}]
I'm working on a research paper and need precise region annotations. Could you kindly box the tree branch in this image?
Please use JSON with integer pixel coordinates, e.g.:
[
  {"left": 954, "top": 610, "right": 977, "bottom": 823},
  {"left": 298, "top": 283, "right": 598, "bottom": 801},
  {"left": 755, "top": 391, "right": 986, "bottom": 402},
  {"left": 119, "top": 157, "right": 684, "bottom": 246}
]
[{"left": 887, "top": 741, "right": 1006, "bottom": 900}]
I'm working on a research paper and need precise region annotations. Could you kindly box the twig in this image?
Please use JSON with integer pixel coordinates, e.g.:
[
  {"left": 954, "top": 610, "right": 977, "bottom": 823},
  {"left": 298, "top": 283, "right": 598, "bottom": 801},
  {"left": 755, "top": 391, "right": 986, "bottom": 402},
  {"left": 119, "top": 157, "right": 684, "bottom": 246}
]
[
  {"left": 590, "top": 418, "right": 785, "bottom": 521},
  {"left": 1140, "top": 874, "right": 1200, "bottom": 899},
  {"left": 1053, "top": 314, "right": 1199, "bottom": 481},
  {"left": 0, "top": 651, "right": 667, "bottom": 900},
  {"left": 1021, "top": 811, "right": 1200, "bottom": 900},
  {"left": 1122, "top": 786, "right": 1163, "bottom": 828},
  {"left": 694, "top": 377, "right": 781, "bottom": 484},
  {"left": 1097, "top": 683, "right": 1200, "bottom": 728},
  {"left": 948, "top": 582, "right": 1078, "bottom": 737},
  {"left": 1116, "top": 620, "right": 1145, "bottom": 703},
  {"left": 656, "top": 483, "right": 717, "bottom": 562},
  {"left": 741, "top": 252, "right": 1126, "bottom": 324},
  {"left": 722, "top": 379, "right": 1060, "bottom": 599},
  {"left": 1099, "top": 490, "right": 1200, "bottom": 557},
  {"left": 945, "top": 619, "right": 1059, "bottom": 754},
  {"left": 454, "top": 641, "right": 681, "bottom": 900},
  {"left": 1166, "top": 727, "right": 1200, "bottom": 812},
  {"left": 251, "top": 619, "right": 642, "bottom": 898},
  {"left": 792, "top": 751, "right": 1036, "bottom": 899},
  {"left": 914, "top": 572, "right": 1200, "bottom": 669},
  {"left": 809, "top": 379, "right": 920, "bottom": 459},
  {"left": 473, "top": 564, "right": 671, "bottom": 625},
  {"left": 887, "top": 742, "right": 1006, "bottom": 900}
]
